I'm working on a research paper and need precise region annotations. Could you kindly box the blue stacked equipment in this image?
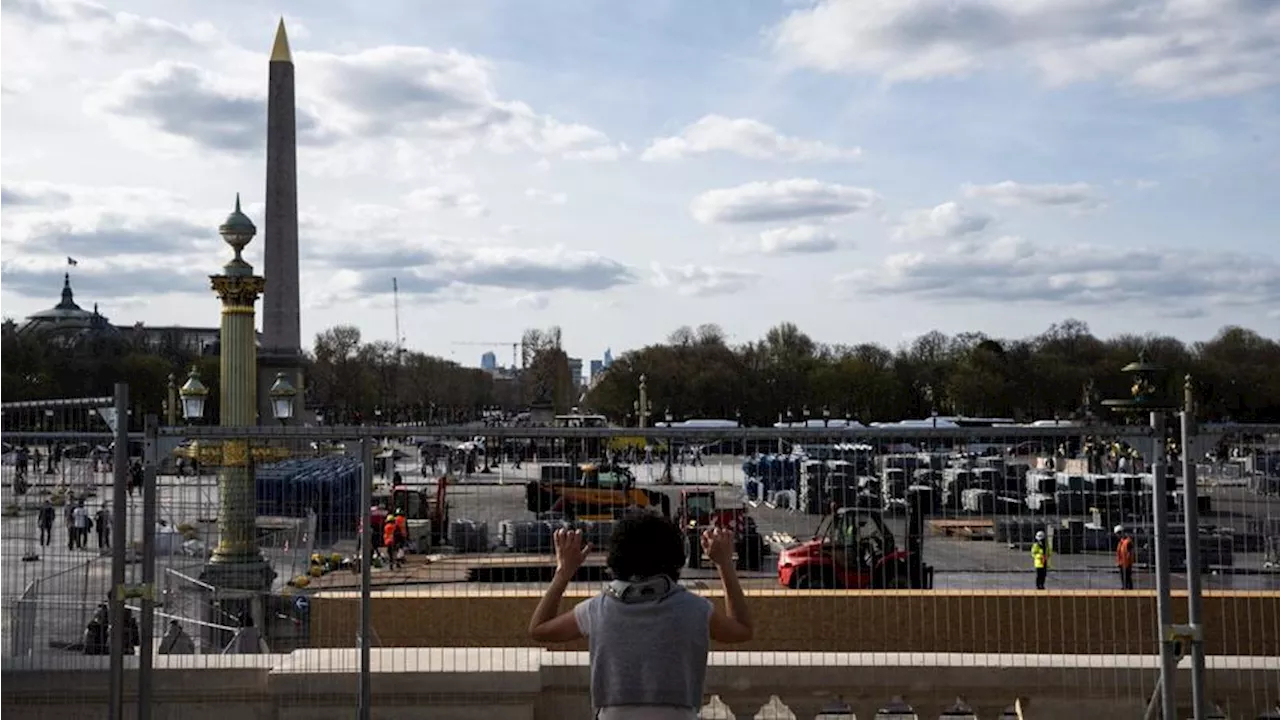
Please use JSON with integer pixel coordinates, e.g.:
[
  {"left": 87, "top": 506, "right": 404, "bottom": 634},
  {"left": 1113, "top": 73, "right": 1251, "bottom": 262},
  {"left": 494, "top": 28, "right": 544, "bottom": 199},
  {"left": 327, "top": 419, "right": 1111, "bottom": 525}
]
[{"left": 255, "top": 456, "right": 363, "bottom": 534}]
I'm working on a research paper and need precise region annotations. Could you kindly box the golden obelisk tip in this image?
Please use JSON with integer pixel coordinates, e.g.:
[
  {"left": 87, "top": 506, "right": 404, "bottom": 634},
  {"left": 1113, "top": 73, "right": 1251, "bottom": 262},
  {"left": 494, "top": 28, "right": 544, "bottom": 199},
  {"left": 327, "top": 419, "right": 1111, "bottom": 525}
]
[{"left": 270, "top": 17, "right": 292, "bottom": 63}]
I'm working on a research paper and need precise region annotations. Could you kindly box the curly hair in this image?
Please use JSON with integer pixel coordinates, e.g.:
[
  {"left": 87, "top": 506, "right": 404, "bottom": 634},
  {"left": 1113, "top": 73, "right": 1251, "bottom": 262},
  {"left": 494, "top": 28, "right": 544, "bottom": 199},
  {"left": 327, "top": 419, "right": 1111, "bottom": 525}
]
[{"left": 606, "top": 512, "right": 686, "bottom": 581}]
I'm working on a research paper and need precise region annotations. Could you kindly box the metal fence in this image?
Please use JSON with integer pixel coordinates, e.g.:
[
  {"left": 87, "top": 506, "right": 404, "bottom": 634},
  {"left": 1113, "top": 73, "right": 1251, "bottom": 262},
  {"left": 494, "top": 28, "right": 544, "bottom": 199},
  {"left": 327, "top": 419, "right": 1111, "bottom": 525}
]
[{"left": 4, "top": 401, "right": 1279, "bottom": 718}]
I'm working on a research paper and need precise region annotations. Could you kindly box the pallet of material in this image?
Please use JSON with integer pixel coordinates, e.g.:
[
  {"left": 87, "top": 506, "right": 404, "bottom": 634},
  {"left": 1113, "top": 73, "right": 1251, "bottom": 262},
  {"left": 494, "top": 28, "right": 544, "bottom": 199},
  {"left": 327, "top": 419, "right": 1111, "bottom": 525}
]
[{"left": 929, "top": 518, "right": 995, "bottom": 540}]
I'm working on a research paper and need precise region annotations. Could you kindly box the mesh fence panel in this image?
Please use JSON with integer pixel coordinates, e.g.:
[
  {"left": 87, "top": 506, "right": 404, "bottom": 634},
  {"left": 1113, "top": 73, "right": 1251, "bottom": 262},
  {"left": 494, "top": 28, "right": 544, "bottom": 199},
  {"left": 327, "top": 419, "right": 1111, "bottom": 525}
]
[{"left": 4, "top": 413, "right": 1279, "bottom": 718}]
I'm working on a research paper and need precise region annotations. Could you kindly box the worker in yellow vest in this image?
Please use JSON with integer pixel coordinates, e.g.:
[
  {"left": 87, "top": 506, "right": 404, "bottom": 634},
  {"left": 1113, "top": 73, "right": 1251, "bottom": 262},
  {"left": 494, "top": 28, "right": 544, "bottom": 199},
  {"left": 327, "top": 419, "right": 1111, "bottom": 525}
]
[{"left": 1031, "top": 530, "right": 1051, "bottom": 590}]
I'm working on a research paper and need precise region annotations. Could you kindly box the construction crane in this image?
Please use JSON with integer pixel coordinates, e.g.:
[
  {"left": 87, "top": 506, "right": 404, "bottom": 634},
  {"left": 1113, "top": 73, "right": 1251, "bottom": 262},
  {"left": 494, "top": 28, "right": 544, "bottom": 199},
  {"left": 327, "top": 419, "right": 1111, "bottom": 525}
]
[{"left": 451, "top": 341, "right": 522, "bottom": 370}]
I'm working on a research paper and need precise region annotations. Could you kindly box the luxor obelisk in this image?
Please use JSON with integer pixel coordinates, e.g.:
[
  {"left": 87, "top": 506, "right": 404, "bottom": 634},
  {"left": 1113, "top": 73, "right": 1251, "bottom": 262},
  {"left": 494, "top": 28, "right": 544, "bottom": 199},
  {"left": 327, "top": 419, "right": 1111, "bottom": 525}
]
[{"left": 258, "top": 18, "right": 305, "bottom": 425}]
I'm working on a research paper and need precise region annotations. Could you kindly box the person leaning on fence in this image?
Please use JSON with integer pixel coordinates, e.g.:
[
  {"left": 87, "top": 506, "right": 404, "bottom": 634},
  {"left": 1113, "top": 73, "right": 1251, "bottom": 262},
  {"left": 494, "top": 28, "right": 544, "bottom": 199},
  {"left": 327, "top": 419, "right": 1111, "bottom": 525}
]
[
  {"left": 1115, "top": 525, "right": 1136, "bottom": 590},
  {"left": 529, "top": 515, "right": 754, "bottom": 719},
  {"left": 1031, "top": 530, "right": 1051, "bottom": 590}
]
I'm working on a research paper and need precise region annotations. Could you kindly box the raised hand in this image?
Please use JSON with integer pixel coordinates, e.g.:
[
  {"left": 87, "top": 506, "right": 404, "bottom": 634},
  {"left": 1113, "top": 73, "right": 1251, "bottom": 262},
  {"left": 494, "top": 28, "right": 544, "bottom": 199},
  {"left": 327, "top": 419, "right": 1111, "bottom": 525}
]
[
  {"left": 553, "top": 528, "right": 591, "bottom": 575},
  {"left": 701, "top": 526, "right": 735, "bottom": 569}
]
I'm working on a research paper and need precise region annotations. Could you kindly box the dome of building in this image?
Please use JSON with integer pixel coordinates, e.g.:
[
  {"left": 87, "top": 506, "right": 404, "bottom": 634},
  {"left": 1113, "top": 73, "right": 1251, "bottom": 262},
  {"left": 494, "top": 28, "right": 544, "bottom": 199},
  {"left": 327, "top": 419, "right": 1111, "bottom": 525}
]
[{"left": 18, "top": 273, "right": 119, "bottom": 343}]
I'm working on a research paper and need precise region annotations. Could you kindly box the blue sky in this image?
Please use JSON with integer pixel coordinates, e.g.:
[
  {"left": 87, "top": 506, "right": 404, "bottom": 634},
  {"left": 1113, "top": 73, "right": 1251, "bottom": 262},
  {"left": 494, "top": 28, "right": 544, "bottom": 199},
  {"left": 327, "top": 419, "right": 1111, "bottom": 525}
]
[{"left": 2, "top": 0, "right": 1277, "bottom": 367}]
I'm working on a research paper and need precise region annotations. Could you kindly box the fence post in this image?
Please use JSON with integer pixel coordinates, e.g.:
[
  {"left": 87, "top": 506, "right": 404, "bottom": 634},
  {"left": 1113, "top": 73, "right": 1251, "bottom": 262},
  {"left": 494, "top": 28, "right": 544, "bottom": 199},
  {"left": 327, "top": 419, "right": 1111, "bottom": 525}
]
[
  {"left": 109, "top": 382, "right": 129, "bottom": 720},
  {"left": 138, "top": 414, "right": 159, "bottom": 720},
  {"left": 358, "top": 434, "right": 374, "bottom": 720},
  {"left": 1181, "top": 379, "right": 1207, "bottom": 720},
  {"left": 1150, "top": 411, "right": 1177, "bottom": 720}
]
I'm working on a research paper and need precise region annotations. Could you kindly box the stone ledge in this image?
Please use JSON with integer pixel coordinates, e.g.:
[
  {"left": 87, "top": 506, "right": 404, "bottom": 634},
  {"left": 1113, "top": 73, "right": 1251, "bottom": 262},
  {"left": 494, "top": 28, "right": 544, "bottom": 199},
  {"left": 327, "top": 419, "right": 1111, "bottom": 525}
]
[{"left": 4, "top": 649, "right": 1278, "bottom": 720}]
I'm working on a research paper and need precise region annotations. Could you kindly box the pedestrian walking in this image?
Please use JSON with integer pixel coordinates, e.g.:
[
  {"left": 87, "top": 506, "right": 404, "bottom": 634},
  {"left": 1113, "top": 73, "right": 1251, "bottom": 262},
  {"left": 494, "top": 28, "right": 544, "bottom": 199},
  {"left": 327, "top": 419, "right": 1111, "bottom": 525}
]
[
  {"left": 37, "top": 500, "right": 55, "bottom": 547},
  {"left": 1115, "top": 525, "right": 1136, "bottom": 590},
  {"left": 72, "top": 500, "right": 91, "bottom": 550},
  {"left": 64, "top": 500, "right": 77, "bottom": 550},
  {"left": 1031, "top": 530, "right": 1051, "bottom": 590},
  {"left": 95, "top": 503, "right": 112, "bottom": 550}
]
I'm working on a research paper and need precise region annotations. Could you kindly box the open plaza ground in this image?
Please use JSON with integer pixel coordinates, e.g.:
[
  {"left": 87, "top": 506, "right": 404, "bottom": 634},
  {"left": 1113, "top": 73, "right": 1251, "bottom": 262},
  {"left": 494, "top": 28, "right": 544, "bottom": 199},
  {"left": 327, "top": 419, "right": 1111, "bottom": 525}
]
[{"left": 4, "top": 451, "right": 1278, "bottom": 659}]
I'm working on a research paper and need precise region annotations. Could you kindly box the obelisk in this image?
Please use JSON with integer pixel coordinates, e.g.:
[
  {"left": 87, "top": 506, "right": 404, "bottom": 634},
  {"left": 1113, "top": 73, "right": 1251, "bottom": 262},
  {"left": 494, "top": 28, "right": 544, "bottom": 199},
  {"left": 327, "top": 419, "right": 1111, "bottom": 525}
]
[{"left": 258, "top": 18, "right": 304, "bottom": 425}]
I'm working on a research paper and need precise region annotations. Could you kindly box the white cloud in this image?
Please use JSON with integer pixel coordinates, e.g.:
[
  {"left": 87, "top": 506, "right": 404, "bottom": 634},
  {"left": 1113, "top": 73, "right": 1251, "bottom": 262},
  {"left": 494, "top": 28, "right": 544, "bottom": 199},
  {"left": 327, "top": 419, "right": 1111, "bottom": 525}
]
[
  {"left": 892, "top": 202, "right": 993, "bottom": 242},
  {"left": 525, "top": 188, "right": 568, "bottom": 206},
  {"left": 510, "top": 292, "right": 550, "bottom": 310},
  {"left": 650, "top": 263, "right": 760, "bottom": 297},
  {"left": 961, "top": 181, "right": 1102, "bottom": 209},
  {"left": 773, "top": 0, "right": 1280, "bottom": 99},
  {"left": 837, "top": 235, "right": 1280, "bottom": 311},
  {"left": 734, "top": 224, "right": 846, "bottom": 255},
  {"left": 88, "top": 44, "right": 625, "bottom": 162},
  {"left": 406, "top": 187, "right": 488, "bottom": 217},
  {"left": 691, "top": 179, "right": 878, "bottom": 224},
  {"left": 642, "top": 115, "right": 860, "bottom": 162}
]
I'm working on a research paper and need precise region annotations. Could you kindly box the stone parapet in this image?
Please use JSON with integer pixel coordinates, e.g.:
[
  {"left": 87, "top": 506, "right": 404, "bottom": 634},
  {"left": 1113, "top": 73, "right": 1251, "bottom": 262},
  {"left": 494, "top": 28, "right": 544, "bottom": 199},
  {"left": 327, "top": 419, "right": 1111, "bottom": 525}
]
[
  {"left": 3, "top": 649, "right": 1278, "bottom": 719},
  {"left": 308, "top": 588, "right": 1280, "bottom": 656}
]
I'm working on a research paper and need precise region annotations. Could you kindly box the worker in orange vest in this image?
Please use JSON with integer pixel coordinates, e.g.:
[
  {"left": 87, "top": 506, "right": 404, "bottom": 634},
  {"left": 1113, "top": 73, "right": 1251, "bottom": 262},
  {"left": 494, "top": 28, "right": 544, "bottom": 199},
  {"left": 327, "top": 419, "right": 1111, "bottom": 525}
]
[
  {"left": 383, "top": 509, "right": 408, "bottom": 570},
  {"left": 1115, "top": 525, "right": 1136, "bottom": 589}
]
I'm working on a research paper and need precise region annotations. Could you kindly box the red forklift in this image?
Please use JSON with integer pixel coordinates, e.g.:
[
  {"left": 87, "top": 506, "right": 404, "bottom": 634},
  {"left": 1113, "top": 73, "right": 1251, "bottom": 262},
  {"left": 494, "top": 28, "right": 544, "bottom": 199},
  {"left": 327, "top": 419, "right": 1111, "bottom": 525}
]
[
  {"left": 777, "top": 492, "right": 934, "bottom": 589},
  {"left": 676, "top": 489, "right": 767, "bottom": 572}
]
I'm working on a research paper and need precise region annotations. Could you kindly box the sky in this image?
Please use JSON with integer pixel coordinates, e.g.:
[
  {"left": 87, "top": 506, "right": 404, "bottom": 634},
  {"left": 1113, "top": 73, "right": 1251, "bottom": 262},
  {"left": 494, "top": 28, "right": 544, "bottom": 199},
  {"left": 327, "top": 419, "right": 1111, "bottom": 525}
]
[{"left": 2, "top": 0, "right": 1278, "bottom": 368}]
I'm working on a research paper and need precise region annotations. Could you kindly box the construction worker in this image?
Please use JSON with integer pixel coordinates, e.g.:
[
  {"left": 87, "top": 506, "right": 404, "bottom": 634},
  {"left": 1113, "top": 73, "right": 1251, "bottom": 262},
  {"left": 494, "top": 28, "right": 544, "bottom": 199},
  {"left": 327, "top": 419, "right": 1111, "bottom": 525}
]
[
  {"left": 1115, "top": 525, "right": 1136, "bottom": 590},
  {"left": 383, "top": 508, "right": 408, "bottom": 570},
  {"left": 1031, "top": 530, "right": 1051, "bottom": 590}
]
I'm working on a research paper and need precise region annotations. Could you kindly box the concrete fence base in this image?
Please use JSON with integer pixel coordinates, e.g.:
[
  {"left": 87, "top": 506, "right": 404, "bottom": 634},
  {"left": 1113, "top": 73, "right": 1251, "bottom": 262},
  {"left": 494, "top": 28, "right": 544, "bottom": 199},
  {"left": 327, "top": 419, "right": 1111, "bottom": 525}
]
[{"left": 3, "top": 649, "right": 1278, "bottom": 719}]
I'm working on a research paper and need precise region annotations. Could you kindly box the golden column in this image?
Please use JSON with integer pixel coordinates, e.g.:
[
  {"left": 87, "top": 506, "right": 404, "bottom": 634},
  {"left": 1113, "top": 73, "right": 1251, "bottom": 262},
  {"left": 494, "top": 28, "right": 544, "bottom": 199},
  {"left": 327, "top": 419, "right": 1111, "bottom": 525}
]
[{"left": 201, "top": 195, "right": 274, "bottom": 592}]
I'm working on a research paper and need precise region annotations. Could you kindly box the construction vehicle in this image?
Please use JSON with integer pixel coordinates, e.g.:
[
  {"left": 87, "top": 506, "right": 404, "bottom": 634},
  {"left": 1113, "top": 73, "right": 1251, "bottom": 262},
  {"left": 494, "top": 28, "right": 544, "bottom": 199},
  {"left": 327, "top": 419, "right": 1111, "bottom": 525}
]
[
  {"left": 777, "top": 493, "right": 934, "bottom": 590},
  {"left": 526, "top": 463, "right": 670, "bottom": 520},
  {"left": 676, "top": 489, "right": 767, "bottom": 572},
  {"left": 372, "top": 476, "right": 449, "bottom": 547}
]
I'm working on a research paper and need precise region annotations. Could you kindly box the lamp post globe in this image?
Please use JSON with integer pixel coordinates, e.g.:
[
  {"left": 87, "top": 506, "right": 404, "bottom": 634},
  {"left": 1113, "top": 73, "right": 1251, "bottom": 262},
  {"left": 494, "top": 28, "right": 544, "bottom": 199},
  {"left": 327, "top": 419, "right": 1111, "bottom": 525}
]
[
  {"left": 178, "top": 366, "right": 208, "bottom": 421},
  {"left": 268, "top": 372, "right": 297, "bottom": 424}
]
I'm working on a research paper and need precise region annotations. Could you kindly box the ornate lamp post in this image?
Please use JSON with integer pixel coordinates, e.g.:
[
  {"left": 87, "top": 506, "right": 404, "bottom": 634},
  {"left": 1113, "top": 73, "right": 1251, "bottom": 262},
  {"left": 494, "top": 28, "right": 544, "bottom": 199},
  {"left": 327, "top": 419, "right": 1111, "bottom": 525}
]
[
  {"left": 822, "top": 405, "right": 831, "bottom": 428},
  {"left": 268, "top": 373, "right": 297, "bottom": 426},
  {"left": 1102, "top": 351, "right": 1182, "bottom": 720},
  {"left": 179, "top": 367, "right": 208, "bottom": 422},
  {"left": 201, "top": 194, "right": 274, "bottom": 595}
]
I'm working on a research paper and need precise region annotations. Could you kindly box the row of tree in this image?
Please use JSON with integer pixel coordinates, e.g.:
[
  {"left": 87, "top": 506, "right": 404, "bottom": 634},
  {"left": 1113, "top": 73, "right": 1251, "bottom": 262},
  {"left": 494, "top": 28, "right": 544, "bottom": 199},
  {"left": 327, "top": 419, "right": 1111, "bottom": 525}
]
[
  {"left": 3, "top": 318, "right": 1278, "bottom": 425},
  {"left": 584, "top": 322, "right": 1280, "bottom": 424}
]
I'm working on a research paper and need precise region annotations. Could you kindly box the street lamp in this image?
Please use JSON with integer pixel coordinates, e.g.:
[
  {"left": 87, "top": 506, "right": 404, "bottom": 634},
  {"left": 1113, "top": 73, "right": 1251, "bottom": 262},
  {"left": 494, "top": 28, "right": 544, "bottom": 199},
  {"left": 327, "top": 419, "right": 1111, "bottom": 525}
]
[
  {"left": 1102, "top": 350, "right": 1182, "bottom": 720},
  {"left": 735, "top": 408, "right": 742, "bottom": 427},
  {"left": 802, "top": 405, "right": 810, "bottom": 424},
  {"left": 664, "top": 407, "right": 673, "bottom": 424},
  {"left": 268, "top": 372, "right": 297, "bottom": 425},
  {"left": 179, "top": 366, "right": 208, "bottom": 421},
  {"left": 822, "top": 405, "right": 831, "bottom": 427}
]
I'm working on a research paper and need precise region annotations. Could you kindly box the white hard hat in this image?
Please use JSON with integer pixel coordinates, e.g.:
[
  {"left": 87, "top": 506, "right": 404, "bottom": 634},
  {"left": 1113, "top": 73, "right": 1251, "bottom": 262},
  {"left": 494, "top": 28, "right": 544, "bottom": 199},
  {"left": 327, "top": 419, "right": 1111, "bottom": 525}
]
[
  {"left": 1114, "top": 525, "right": 1125, "bottom": 534},
  {"left": 1034, "top": 531, "right": 1046, "bottom": 541}
]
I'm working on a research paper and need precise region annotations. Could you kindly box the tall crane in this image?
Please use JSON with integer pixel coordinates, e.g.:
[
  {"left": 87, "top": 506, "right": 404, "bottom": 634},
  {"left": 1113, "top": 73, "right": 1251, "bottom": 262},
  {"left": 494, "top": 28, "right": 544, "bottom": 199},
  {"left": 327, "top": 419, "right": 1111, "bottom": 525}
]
[{"left": 451, "top": 341, "right": 523, "bottom": 370}]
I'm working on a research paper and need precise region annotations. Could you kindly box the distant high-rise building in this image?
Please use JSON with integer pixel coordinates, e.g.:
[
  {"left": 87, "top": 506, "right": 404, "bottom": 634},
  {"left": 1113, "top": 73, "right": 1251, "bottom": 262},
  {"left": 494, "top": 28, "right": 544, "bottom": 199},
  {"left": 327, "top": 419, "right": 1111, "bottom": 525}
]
[
  {"left": 480, "top": 351, "right": 497, "bottom": 371},
  {"left": 602, "top": 348, "right": 613, "bottom": 368},
  {"left": 589, "top": 359, "right": 603, "bottom": 381},
  {"left": 567, "top": 357, "right": 584, "bottom": 389}
]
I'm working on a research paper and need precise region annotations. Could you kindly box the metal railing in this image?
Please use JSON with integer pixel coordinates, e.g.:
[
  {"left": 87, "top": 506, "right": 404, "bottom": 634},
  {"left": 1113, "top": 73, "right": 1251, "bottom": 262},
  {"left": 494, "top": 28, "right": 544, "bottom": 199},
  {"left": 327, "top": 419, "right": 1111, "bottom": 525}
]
[{"left": 6, "top": 399, "right": 1280, "bottom": 718}]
